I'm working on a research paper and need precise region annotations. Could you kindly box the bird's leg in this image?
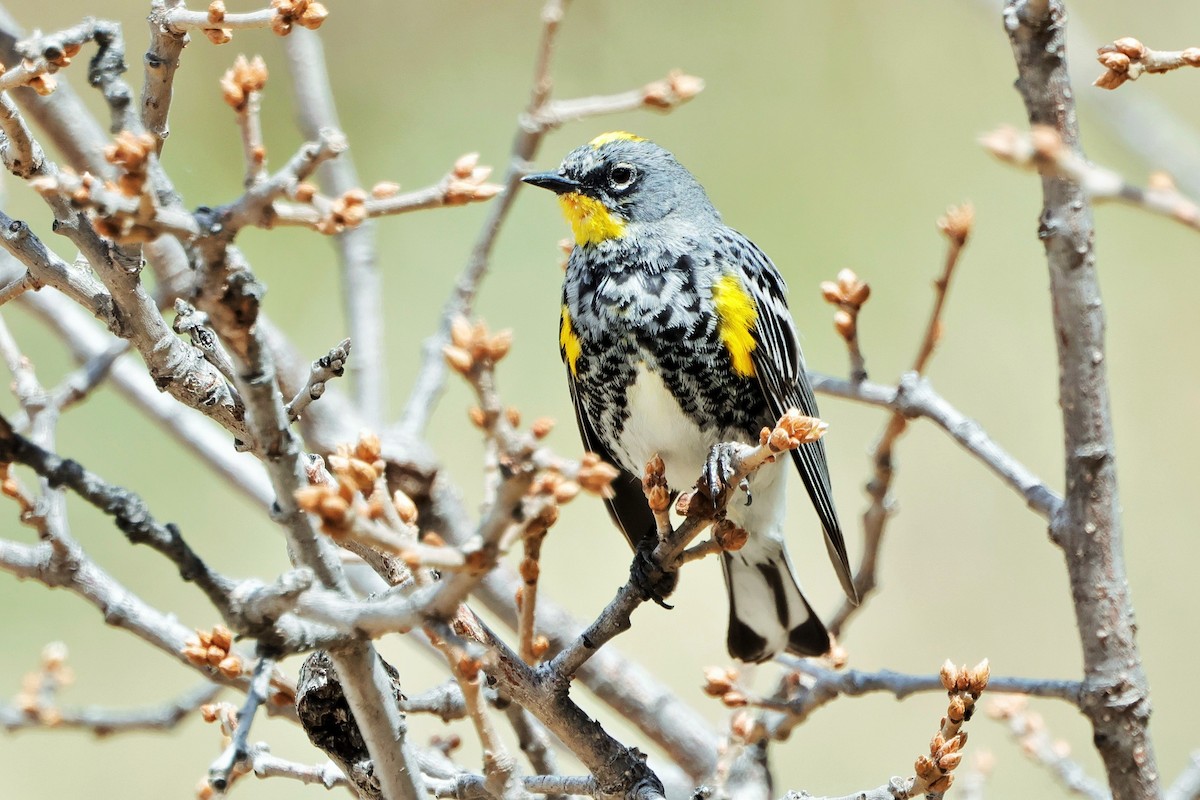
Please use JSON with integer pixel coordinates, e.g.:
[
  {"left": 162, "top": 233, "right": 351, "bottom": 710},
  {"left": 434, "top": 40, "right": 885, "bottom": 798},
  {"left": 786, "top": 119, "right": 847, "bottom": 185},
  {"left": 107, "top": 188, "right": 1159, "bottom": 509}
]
[
  {"left": 704, "top": 442, "right": 752, "bottom": 506},
  {"left": 631, "top": 531, "right": 678, "bottom": 609}
]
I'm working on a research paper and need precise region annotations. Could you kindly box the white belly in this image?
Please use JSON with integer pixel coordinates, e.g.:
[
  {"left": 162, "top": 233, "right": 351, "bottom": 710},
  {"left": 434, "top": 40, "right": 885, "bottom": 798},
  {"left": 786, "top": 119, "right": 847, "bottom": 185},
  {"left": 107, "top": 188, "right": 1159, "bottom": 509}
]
[{"left": 613, "top": 365, "right": 787, "bottom": 537}]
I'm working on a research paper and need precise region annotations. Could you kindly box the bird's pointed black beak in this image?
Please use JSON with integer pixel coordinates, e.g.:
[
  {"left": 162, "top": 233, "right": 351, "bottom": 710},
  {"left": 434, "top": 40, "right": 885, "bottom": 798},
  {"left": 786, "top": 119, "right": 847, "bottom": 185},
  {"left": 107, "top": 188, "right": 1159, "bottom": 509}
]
[{"left": 522, "top": 171, "right": 582, "bottom": 195}]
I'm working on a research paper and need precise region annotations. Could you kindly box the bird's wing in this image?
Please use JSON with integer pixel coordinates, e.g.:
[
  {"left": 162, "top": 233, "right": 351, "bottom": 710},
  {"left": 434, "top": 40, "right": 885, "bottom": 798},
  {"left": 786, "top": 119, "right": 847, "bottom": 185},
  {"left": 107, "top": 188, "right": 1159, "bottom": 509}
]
[
  {"left": 565, "top": 363, "right": 657, "bottom": 553},
  {"left": 728, "top": 232, "right": 859, "bottom": 604}
]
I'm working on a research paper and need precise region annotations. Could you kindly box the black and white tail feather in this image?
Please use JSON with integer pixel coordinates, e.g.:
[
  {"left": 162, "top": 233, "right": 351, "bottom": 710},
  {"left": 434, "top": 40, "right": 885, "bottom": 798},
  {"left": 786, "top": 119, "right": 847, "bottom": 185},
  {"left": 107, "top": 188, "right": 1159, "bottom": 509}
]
[{"left": 723, "top": 539, "right": 829, "bottom": 662}]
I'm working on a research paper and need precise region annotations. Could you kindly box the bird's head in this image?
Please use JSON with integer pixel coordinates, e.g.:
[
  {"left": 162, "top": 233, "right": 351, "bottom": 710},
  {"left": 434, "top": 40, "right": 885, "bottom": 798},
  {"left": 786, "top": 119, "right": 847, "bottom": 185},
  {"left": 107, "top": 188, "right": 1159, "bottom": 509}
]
[{"left": 523, "top": 132, "right": 715, "bottom": 246}]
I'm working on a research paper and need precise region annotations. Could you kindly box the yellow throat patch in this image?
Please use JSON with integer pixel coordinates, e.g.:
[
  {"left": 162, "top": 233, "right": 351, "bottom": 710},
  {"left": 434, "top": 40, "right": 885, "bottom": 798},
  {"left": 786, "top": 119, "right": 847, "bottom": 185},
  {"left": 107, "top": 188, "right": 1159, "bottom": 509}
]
[
  {"left": 559, "top": 306, "right": 582, "bottom": 376},
  {"left": 712, "top": 275, "right": 758, "bottom": 377},
  {"left": 557, "top": 193, "right": 625, "bottom": 246}
]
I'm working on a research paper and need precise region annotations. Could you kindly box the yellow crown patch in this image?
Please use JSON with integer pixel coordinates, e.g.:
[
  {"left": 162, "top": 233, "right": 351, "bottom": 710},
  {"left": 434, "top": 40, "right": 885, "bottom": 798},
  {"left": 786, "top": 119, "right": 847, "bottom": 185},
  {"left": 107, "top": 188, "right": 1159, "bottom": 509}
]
[{"left": 589, "top": 131, "right": 646, "bottom": 148}]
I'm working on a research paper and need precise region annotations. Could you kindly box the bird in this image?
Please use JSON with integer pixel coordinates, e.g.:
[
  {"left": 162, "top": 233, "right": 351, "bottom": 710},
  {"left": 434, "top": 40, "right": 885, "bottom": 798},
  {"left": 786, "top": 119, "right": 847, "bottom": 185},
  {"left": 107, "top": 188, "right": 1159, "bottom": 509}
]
[{"left": 523, "top": 131, "right": 856, "bottom": 662}]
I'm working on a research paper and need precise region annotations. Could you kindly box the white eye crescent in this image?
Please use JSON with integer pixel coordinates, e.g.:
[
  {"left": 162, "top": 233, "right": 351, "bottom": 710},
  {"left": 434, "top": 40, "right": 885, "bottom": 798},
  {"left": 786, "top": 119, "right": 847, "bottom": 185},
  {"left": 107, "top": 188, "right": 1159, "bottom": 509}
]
[{"left": 609, "top": 162, "right": 637, "bottom": 191}]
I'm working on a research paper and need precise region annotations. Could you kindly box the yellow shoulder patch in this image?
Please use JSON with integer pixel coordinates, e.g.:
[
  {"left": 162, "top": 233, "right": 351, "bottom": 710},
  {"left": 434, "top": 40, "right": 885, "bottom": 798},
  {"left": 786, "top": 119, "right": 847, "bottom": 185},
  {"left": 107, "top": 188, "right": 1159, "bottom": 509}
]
[
  {"left": 560, "top": 306, "right": 582, "bottom": 376},
  {"left": 589, "top": 131, "right": 646, "bottom": 148},
  {"left": 712, "top": 275, "right": 758, "bottom": 377}
]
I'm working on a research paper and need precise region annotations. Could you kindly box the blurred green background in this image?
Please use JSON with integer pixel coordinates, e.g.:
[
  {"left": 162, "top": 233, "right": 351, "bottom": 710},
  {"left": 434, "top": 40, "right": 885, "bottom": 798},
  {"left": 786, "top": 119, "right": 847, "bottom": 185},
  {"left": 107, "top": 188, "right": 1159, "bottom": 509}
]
[{"left": 2, "top": 1, "right": 1198, "bottom": 797}]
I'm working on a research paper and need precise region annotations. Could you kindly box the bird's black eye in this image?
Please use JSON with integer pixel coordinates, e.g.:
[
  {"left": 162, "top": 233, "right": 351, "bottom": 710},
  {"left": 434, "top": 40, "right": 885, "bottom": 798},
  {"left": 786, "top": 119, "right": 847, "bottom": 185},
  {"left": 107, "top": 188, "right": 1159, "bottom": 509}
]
[{"left": 608, "top": 163, "right": 637, "bottom": 192}]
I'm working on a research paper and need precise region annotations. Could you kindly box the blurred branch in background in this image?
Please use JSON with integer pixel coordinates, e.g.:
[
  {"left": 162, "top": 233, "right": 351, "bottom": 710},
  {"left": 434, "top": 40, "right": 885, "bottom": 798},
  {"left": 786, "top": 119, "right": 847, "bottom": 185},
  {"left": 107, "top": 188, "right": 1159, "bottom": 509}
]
[{"left": 0, "top": 1, "right": 1193, "bottom": 799}]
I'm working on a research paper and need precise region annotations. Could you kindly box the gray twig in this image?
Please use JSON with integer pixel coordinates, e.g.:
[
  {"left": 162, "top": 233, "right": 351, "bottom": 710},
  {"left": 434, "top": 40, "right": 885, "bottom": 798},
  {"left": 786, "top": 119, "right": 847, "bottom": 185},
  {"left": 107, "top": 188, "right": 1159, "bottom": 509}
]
[
  {"left": 284, "top": 27, "right": 384, "bottom": 426},
  {"left": 810, "top": 371, "right": 1061, "bottom": 518},
  {"left": 287, "top": 338, "right": 352, "bottom": 423},
  {"left": 0, "top": 681, "right": 221, "bottom": 736},
  {"left": 209, "top": 655, "right": 277, "bottom": 792}
]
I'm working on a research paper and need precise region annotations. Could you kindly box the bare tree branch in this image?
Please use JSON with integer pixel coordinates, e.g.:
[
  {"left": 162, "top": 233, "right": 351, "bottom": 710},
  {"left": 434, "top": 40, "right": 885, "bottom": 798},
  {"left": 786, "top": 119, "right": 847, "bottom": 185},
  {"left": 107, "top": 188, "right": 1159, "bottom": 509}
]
[
  {"left": 982, "top": 124, "right": 1200, "bottom": 232},
  {"left": 810, "top": 371, "right": 1061, "bottom": 518},
  {"left": 284, "top": 27, "right": 385, "bottom": 426},
  {"left": 1093, "top": 36, "right": 1200, "bottom": 89},
  {"left": 0, "top": 681, "right": 220, "bottom": 736},
  {"left": 987, "top": 695, "right": 1110, "bottom": 799},
  {"left": 1003, "top": 3, "right": 1159, "bottom": 798}
]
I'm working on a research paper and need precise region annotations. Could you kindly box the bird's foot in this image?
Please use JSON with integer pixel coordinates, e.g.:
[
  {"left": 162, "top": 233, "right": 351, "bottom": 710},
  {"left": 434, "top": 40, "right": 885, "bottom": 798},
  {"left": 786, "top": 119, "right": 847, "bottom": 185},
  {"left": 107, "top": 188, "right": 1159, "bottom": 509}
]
[
  {"left": 704, "top": 442, "right": 752, "bottom": 507},
  {"left": 631, "top": 544, "right": 677, "bottom": 609}
]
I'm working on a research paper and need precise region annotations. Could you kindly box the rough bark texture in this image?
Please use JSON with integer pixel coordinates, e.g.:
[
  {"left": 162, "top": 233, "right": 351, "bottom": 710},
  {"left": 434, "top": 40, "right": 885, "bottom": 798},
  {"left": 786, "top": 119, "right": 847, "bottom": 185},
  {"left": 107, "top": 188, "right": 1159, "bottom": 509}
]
[{"left": 1003, "top": 2, "right": 1160, "bottom": 798}]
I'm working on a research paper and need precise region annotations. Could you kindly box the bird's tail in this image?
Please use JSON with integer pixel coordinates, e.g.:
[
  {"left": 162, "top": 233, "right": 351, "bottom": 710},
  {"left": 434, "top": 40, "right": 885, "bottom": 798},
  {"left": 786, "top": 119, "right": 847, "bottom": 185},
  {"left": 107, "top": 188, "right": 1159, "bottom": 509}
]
[{"left": 721, "top": 537, "right": 830, "bottom": 663}]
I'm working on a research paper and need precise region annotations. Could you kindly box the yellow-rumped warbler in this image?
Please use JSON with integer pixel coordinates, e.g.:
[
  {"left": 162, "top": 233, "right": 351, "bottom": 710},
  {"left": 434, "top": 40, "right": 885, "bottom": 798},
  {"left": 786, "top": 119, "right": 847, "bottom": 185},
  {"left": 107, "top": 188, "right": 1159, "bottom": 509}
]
[{"left": 524, "top": 132, "right": 856, "bottom": 662}]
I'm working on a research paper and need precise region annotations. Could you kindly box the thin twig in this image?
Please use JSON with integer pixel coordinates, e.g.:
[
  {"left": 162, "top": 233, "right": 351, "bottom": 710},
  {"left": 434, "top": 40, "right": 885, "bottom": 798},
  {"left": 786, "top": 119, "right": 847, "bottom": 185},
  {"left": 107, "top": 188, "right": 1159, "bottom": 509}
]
[
  {"left": 248, "top": 747, "right": 356, "bottom": 795},
  {"left": 517, "top": 524, "right": 548, "bottom": 665},
  {"left": 209, "top": 655, "right": 276, "bottom": 792},
  {"left": 286, "top": 338, "right": 351, "bottom": 422},
  {"left": 982, "top": 124, "right": 1200, "bottom": 234},
  {"left": 1093, "top": 36, "right": 1200, "bottom": 89},
  {"left": 0, "top": 680, "right": 220, "bottom": 736},
  {"left": 828, "top": 205, "right": 972, "bottom": 637},
  {"left": 428, "top": 623, "right": 527, "bottom": 800},
  {"left": 987, "top": 695, "right": 1110, "bottom": 800},
  {"left": 781, "top": 661, "right": 991, "bottom": 799},
  {"left": 283, "top": 26, "right": 384, "bottom": 426},
  {"left": 759, "top": 659, "right": 1080, "bottom": 741},
  {"left": 810, "top": 370, "right": 1061, "bottom": 519}
]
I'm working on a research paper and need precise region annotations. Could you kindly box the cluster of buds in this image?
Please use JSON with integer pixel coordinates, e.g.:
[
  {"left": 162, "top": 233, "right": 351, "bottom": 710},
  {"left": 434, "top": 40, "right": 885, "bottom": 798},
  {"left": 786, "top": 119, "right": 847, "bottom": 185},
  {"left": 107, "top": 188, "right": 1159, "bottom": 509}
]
[
  {"left": 12, "top": 642, "right": 73, "bottom": 725},
  {"left": 702, "top": 665, "right": 749, "bottom": 708},
  {"left": 296, "top": 432, "right": 418, "bottom": 537},
  {"left": 182, "top": 625, "right": 243, "bottom": 679},
  {"left": 40, "top": 40, "right": 82, "bottom": 69},
  {"left": 104, "top": 130, "right": 156, "bottom": 197},
  {"left": 430, "top": 733, "right": 462, "bottom": 756},
  {"left": 1, "top": 463, "right": 36, "bottom": 523},
  {"left": 642, "top": 69, "right": 705, "bottom": 110},
  {"left": 912, "top": 659, "right": 990, "bottom": 794},
  {"left": 1095, "top": 37, "right": 1200, "bottom": 90},
  {"left": 576, "top": 452, "right": 619, "bottom": 498},
  {"left": 820, "top": 268, "right": 870, "bottom": 344},
  {"left": 444, "top": 316, "right": 513, "bottom": 378},
  {"left": 528, "top": 472, "right": 580, "bottom": 507},
  {"left": 444, "top": 153, "right": 502, "bottom": 206},
  {"left": 321, "top": 188, "right": 367, "bottom": 233},
  {"left": 271, "top": 0, "right": 329, "bottom": 36},
  {"left": 759, "top": 409, "right": 828, "bottom": 455},
  {"left": 199, "top": 700, "right": 239, "bottom": 731},
  {"left": 202, "top": 2, "right": 232, "bottom": 44},
  {"left": 27, "top": 73, "right": 56, "bottom": 96},
  {"left": 979, "top": 124, "right": 1067, "bottom": 173},
  {"left": 937, "top": 202, "right": 975, "bottom": 248},
  {"left": 220, "top": 54, "right": 268, "bottom": 112},
  {"left": 712, "top": 519, "right": 749, "bottom": 552},
  {"left": 642, "top": 455, "right": 670, "bottom": 514}
]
